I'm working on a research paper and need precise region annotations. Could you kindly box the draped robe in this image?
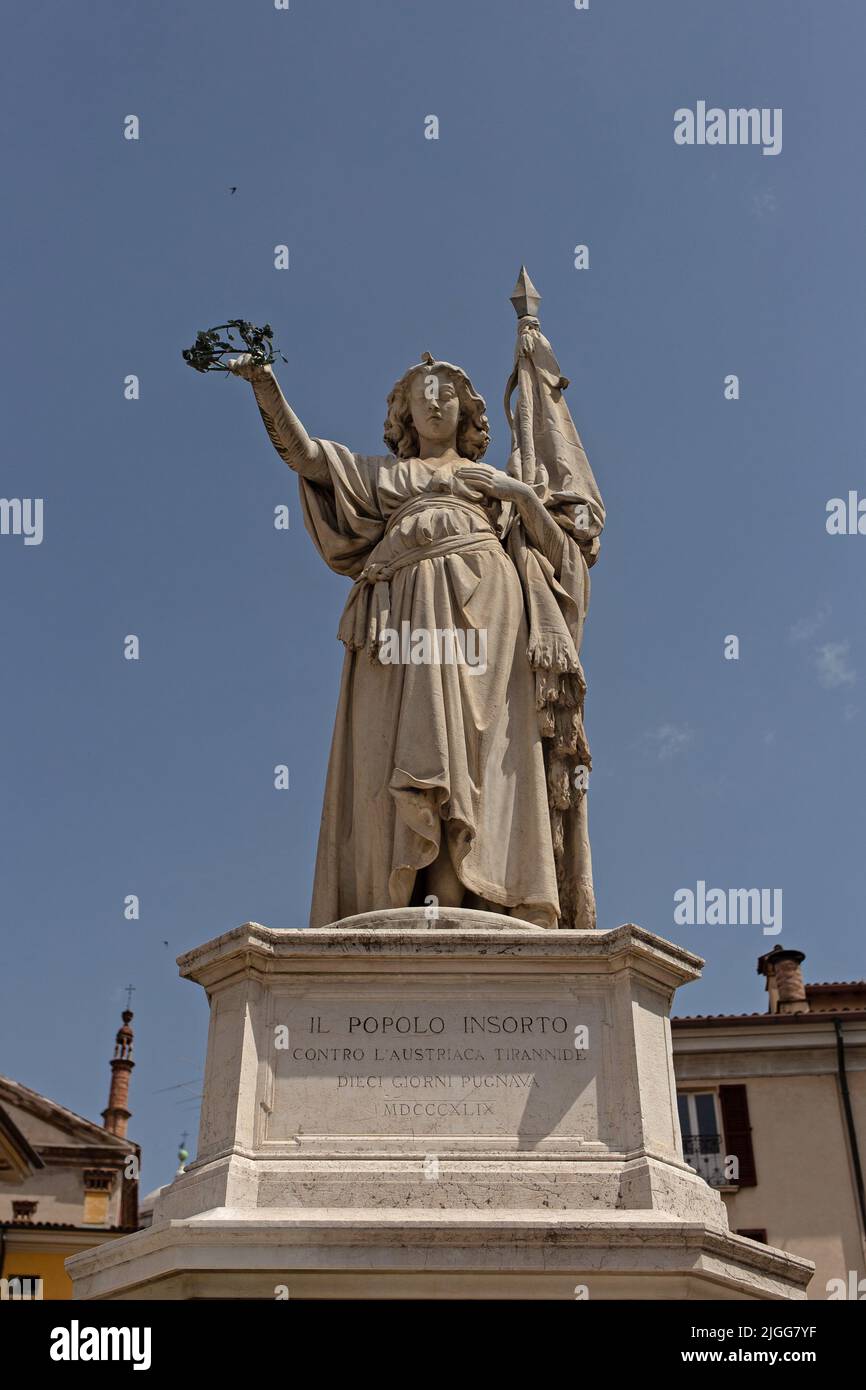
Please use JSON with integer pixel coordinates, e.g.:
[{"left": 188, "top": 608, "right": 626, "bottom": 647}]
[{"left": 300, "top": 442, "right": 600, "bottom": 929}]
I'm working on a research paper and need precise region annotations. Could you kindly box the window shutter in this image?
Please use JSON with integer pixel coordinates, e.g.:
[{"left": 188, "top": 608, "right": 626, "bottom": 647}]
[{"left": 719, "top": 1084, "right": 757, "bottom": 1187}]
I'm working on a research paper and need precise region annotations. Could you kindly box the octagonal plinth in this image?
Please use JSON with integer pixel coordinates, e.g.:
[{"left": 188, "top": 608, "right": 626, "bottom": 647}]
[{"left": 68, "top": 912, "right": 813, "bottom": 1300}]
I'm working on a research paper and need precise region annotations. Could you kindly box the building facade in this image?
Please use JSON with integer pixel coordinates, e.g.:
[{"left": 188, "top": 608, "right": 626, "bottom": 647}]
[
  {"left": 0, "top": 1010, "right": 139, "bottom": 1300},
  {"left": 672, "top": 947, "right": 866, "bottom": 1299}
]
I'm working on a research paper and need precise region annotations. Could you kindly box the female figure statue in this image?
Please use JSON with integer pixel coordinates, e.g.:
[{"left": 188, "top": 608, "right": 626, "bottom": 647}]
[{"left": 229, "top": 310, "right": 603, "bottom": 929}]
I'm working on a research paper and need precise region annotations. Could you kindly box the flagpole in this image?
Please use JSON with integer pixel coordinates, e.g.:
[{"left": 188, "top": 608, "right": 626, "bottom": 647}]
[{"left": 504, "top": 265, "right": 544, "bottom": 487}]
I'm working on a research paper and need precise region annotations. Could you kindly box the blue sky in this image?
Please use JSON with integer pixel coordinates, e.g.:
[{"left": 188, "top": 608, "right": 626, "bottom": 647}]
[{"left": 2, "top": 1, "right": 863, "bottom": 1193}]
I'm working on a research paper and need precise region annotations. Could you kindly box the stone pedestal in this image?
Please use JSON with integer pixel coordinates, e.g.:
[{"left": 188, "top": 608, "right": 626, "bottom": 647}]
[{"left": 67, "top": 910, "right": 812, "bottom": 1299}]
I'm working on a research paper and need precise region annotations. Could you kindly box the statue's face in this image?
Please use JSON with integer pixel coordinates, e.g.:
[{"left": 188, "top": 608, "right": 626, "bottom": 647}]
[{"left": 409, "top": 367, "right": 460, "bottom": 448}]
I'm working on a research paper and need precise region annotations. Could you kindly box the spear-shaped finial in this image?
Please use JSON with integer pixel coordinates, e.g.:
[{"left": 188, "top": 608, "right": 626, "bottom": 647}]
[{"left": 510, "top": 265, "right": 541, "bottom": 319}]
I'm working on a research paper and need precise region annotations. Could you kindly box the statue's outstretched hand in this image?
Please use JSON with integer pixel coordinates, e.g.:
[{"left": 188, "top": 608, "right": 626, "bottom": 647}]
[{"left": 227, "top": 353, "right": 273, "bottom": 384}]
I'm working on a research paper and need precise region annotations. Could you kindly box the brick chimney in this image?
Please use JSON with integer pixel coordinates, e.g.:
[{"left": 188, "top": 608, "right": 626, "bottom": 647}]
[
  {"left": 102, "top": 1009, "right": 135, "bottom": 1137},
  {"left": 757, "top": 946, "right": 809, "bottom": 1015}
]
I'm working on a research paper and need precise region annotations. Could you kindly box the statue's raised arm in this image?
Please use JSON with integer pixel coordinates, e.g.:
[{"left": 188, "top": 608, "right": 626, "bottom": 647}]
[{"left": 228, "top": 354, "right": 330, "bottom": 485}]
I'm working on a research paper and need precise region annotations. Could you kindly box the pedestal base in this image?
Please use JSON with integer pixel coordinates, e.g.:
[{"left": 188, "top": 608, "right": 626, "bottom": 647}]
[
  {"left": 68, "top": 911, "right": 812, "bottom": 1300},
  {"left": 68, "top": 1210, "right": 811, "bottom": 1301}
]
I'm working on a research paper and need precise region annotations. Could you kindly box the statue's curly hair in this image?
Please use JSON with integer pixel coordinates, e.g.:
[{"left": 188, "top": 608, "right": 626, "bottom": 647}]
[{"left": 383, "top": 356, "right": 489, "bottom": 460}]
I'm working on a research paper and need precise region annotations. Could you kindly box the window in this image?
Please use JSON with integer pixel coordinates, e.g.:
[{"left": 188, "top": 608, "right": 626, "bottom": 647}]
[
  {"left": 677, "top": 1091, "right": 726, "bottom": 1186},
  {"left": 83, "top": 1168, "right": 115, "bottom": 1225},
  {"left": 677, "top": 1086, "right": 758, "bottom": 1189}
]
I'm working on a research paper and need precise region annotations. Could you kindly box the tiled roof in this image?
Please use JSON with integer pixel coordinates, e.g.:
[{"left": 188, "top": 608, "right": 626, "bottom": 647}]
[
  {"left": 0, "top": 1075, "right": 135, "bottom": 1151},
  {"left": 672, "top": 1008, "right": 866, "bottom": 1025},
  {"left": 807, "top": 981, "right": 866, "bottom": 989},
  {"left": 3, "top": 1220, "right": 135, "bottom": 1232},
  {"left": 0, "top": 1102, "right": 44, "bottom": 1171}
]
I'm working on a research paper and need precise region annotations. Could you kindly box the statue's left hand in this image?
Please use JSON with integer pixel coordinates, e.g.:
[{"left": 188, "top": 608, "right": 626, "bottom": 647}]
[{"left": 455, "top": 464, "right": 529, "bottom": 502}]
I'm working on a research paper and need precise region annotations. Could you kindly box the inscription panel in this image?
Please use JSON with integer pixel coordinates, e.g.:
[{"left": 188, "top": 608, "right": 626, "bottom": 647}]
[{"left": 266, "top": 984, "right": 606, "bottom": 1144}]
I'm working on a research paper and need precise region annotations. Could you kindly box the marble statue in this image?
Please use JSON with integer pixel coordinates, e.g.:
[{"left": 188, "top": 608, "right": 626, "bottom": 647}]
[{"left": 228, "top": 270, "right": 604, "bottom": 928}]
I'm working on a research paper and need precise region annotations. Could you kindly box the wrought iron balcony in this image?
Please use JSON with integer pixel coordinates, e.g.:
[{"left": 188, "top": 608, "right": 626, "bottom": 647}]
[{"left": 682, "top": 1132, "right": 727, "bottom": 1186}]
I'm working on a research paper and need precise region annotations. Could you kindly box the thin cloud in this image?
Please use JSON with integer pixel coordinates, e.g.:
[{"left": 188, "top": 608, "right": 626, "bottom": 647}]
[
  {"left": 646, "top": 723, "right": 694, "bottom": 761},
  {"left": 790, "top": 605, "right": 831, "bottom": 642},
  {"left": 752, "top": 189, "right": 778, "bottom": 221},
  {"left": 815, "top": 641, "right": 856, "bottom": 690}
]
